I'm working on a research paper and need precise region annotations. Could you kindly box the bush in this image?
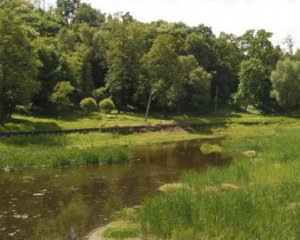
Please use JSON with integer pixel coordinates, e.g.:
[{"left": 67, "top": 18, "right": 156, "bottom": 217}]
[
  {"left": 50, "top": 81, "right": 74, "bottom": 112},
  {"left": 99, "top": 98, "right": 116, "bottom": 116},
  {"left": 80, "top": 97, "right": 98, "bottom": 113}
]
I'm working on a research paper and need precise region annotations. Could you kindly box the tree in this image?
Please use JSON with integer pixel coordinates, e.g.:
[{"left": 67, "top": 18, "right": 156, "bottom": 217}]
[
  {"left": 184, "top": 33, "right": 214, "bottom": 70},
  {"left": 0, "top": 7, "right": 39, "bottom": 120},
  {"left": 50, "top": 81, "right": 74, "bottom": 112},
  {"left": 99, "top": 98, "right": 115, "bottom": 116},
  {"left": 234, "top": 58, "right": 269, "bottom": 109},
  {"left": 167, "top": 55, "right": 211, "bottom": 112},
  {"left": 283, "top": 35, "right": 294, "bottom": 56},
  {"left": 80, "top": 97, "right": 97, "bottom": 113},
  {"left": 236, "top": 30, "right": 282, "bottom": 110},
  {"left": 212, "top": 33, "right": 243, "bottom": 104},
  {"left": 105, "top": 20, "right": 146, "bottom": 111},
  {"left": 271, "top": 58, "right": 300, "bottom": 109},
  {"left": 141, "top": 34, "right": 180, "bottom": 121},
  {"left": 73, "top": 3, "right": 105, "bottom": 27},
  {"left": 32, "top": 38, "right": 71, "bottom": 111},
  {"left": 56, "top": 0, "right": 80, "bottom": 24}
]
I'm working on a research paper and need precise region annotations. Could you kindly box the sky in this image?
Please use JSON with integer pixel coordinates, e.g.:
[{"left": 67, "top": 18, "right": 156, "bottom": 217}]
[{"left": 46, "top": 0, "right": 300, "bottom": 50}]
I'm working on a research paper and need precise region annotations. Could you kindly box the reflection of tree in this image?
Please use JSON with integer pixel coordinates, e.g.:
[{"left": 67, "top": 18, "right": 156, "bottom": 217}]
[{"left": 34, "top": 196, "right": 91, "bottom": 240}]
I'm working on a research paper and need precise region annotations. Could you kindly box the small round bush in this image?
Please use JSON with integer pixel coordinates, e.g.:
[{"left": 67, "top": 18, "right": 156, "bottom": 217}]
[
  {"left": 99, "top": 98, "right": 116, "bottom": 116},
  {"left": 80, "top": 97, "right": 98, "bottom": 113}
]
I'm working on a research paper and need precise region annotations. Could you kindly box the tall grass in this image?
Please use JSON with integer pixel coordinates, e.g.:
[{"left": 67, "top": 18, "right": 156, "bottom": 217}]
[
  {"left": 0, "top": 146, "right": 132, "bottom": 171},
  {"left": 139, "top": 125, "right": 300, "bottom": 239}
]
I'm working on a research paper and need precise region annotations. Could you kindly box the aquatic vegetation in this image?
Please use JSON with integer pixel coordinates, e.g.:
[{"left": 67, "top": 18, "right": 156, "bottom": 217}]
[{"left": 200, "top": 143, "right": 222, "bottom": 154}]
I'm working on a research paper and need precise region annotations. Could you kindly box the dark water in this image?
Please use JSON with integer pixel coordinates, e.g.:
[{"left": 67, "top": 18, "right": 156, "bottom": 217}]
[{"left": 0, "top": 139, "right": 230, "bottom": 240}]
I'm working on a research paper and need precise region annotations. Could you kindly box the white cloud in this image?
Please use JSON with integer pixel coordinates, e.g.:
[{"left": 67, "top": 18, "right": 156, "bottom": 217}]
[{"left": 47, "top": 0, "right": 300, "bottom": 50}]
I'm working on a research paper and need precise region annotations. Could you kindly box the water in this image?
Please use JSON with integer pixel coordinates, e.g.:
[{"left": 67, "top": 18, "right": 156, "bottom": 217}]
[{"left": 0, "top": 139, "right": 230, "bottom": 240}]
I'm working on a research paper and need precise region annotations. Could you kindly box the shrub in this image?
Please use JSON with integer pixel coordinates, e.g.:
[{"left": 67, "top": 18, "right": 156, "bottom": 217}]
[
  {"left": 50, "top": 81, "right": 74, "bottom": 112},
  {"left": 99, "top": 98, "right": 116, "bottom": 116},
  {"left": 80, "top": 97, "right": 98, "bottom": 113}
]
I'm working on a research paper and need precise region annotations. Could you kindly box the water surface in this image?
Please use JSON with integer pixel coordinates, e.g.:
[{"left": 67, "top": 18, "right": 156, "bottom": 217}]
[{"left": 0, "top": 139, "right": 230, "bottom": 239}]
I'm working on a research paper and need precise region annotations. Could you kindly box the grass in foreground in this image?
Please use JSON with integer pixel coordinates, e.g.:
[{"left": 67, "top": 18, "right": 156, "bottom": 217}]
[{"left": 138, "top": 124, "right": 300, "bottom": 239}]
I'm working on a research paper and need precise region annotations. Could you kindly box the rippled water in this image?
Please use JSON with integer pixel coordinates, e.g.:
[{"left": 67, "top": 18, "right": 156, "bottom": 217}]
[{"left": 0, "top": 139, "right": 230, "bottom": 240}]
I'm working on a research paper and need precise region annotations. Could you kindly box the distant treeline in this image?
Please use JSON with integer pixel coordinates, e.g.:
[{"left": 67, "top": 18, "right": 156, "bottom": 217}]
[{"left": 0, "top": 0, "right": 300, "bottom": 120}]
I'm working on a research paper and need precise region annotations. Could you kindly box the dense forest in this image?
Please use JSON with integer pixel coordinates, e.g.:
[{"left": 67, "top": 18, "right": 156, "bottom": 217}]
[{"left": 1, "top": 0, "right": 300, "bottom": 121}]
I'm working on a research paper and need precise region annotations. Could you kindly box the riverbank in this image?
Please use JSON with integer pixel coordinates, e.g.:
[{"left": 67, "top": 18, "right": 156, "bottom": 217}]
[
  {"left": 88, "top": 122, "right": 300, "bottom": 239},
  {"left": 1, "top": 110, "right": 299, "bottom": 171}
]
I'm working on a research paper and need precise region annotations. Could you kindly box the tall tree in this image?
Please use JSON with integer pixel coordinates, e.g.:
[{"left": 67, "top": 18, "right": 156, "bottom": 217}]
[
  {"left": 234, "top": 58, "right": 269, "bottom": 109},
  {"left": 73, "top": 3, "right": 105, "bottom": 27},
  {"left": 105, "top": 19, "right": 146, "bottom": 111},
  {"left": 271, "top": 58, "right": 300, "bottom": 109},
  {"left": 236, "top": 29, "right": 283, "bottom": 110},
  {"left": 168, "top": 55, "right": 211, "bottom": 113},
  {"left": 0, "top": 7, "right": 38, "bottom": 119},
  {"left": 32, "top": 38, "right": 71, "bottom": 111},
  {"left": 211, "top": 33, "right": 243, "bottom": 104},
  {"left": 56, "top": 0, "right": 80, "bottom": 24},
  {"left": 141, "top": 34, "right": 180, "bottom": 121}
]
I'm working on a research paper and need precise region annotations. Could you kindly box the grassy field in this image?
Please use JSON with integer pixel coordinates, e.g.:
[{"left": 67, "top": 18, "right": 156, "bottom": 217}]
[
  {"left": 0, "top": 109, "right": 299, "bottom": 132},
  {"left": 133, "top": 123, "right": 300, "bottom": 239}
]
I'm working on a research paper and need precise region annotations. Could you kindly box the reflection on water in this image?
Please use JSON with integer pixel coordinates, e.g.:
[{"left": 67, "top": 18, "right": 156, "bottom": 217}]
[{"left": 0, "top": 139, "right": 230, "bottom": 239}]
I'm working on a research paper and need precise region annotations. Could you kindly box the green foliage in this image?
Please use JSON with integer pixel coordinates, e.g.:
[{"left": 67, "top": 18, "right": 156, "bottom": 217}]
[
  {"left": 73, "top": 3, "right": 105, "bottom": 27},
  {"left": 99, "top": 98, "right": 116, "bottom": 115},
  {"left": 56, "top": 0, "right": 80, "bottom": 24},
  {"left": 234, "top": 58, "right": 269, "bottom": 109},
  {"left": 0, "top": 6, "right": 39, "bottom": 120},
  {"left": 92, "top": 87, "right": 107, "bottom": 102},
  {"left": 80, "top": 97, "right": 97, "bottom": 113},
  {"left": 0, "top": 1, "right": 289, "bottom": 117},
  {"left": 167, "top": 55, "right": 212, "bottom": 112},
  {"left": 271, "top": 58, "right": 300, "bottom": 109},
  {"left": 105, "top": 20, "right": 146, "bottom": 110},
  {"left": 50, "top": 81, "right": 74, "bottom": 112},
  {"left": 33, "top": 38, "right": 71, "bottom": 111},
  {"left": 142, "top": 34, "right": 180, "bottom": 112}
]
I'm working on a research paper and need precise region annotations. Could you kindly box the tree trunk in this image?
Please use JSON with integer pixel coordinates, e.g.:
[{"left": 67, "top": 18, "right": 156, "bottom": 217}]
[{"left": 144, "top": 90, "right": 153, "bottom": 123}]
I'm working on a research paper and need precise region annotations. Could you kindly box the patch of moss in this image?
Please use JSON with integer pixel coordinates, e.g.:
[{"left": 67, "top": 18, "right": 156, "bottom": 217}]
[
  {"left": 200, "top": 143, "right": 222, "bottom": 154},
  {"left": 102, "top": 227, "right": 139, "bottom": 239}
]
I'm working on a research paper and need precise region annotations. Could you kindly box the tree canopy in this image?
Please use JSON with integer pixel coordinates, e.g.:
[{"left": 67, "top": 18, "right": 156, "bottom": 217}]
[{"left": 1, "top": 0, "right": 300, "bottom": 121}]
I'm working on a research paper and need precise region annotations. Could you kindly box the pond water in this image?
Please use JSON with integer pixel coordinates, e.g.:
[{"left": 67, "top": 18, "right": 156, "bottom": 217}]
[{"left": 0, "top": 139, "right": 231, "bottom": 240}]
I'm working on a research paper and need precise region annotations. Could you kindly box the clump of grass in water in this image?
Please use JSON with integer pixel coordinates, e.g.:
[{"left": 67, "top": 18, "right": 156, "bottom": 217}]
[
  {"left": 200, "top": 143, "right": 222, "bottom": 154},
  {"left": 0, "top": 146, "right": 132, "bottom": 171}
]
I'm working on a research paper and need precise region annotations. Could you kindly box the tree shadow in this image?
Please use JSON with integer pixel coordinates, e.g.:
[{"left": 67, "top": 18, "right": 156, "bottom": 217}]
[
  {"left": 0, "top": 118, "right": 67, "bottom": 147},
  {"left": 1, "top": 118, "right": 62, "bottom": 132}
]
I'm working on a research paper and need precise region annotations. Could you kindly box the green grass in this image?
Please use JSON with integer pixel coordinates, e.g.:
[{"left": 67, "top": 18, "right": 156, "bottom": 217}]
[
  {"left": 0, "top": 146, "right": 132, "bottom": 171},
  {"left": 1, "top": 108, "right": 299, "bottom": 132},
  {"left": 138, "top": 124, "right": 300, "bottom": 239}
]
